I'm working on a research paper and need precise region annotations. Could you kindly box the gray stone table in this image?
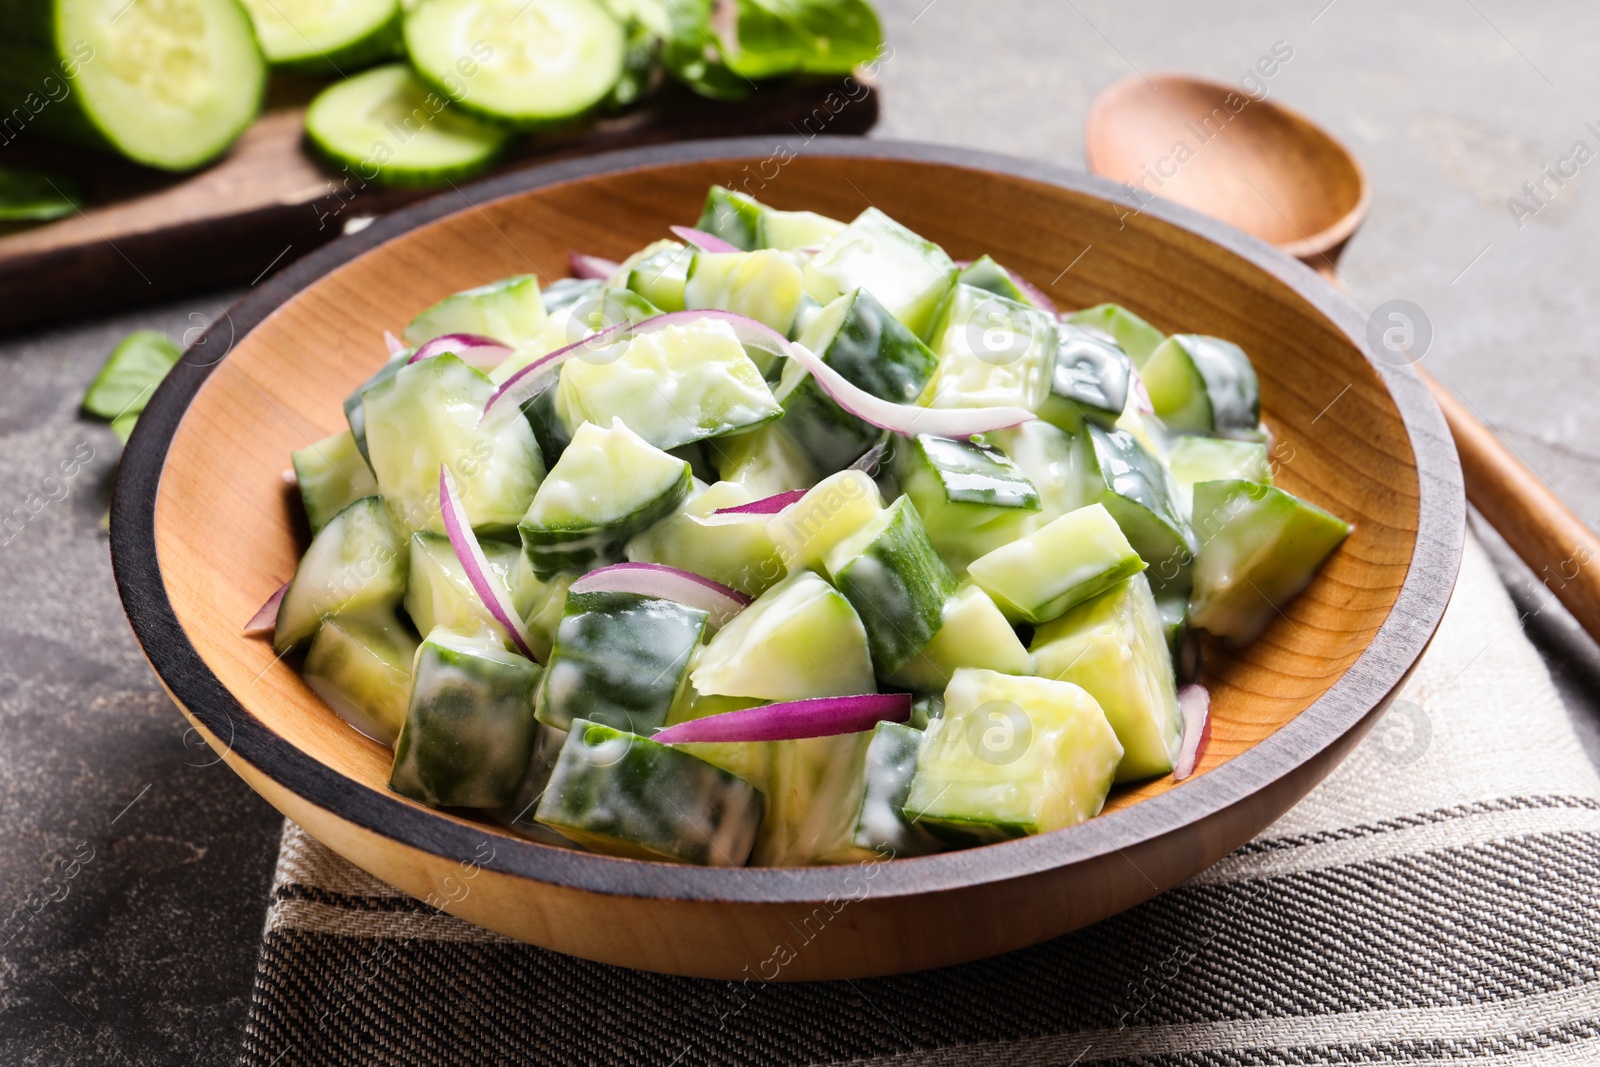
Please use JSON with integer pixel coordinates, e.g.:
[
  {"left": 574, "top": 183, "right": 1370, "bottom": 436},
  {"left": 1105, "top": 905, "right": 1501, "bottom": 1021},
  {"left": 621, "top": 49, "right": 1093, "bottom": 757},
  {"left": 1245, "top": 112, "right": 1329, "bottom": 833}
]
[{"left": 3, "top": 0, "right": 1598, "bottom": 1061}]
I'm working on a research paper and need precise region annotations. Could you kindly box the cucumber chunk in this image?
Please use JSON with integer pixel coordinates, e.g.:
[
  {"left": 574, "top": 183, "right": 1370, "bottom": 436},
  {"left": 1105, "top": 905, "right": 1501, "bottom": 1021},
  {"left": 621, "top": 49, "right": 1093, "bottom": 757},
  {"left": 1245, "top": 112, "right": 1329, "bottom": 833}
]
[
  {"left": 990, "top": 420, "right": 1098, "bottom": 525},
  {"left": 847, "top": 721, "right": 943, "bottom": 858},
  {"left": 536, "top": 720, "right": 763, "bottom": 865},
  {"left": 362, "top": 353, "right": 544, "bottom": 536},
  {"left": 404, "top": 274, "right": 546, "bottom": 347},
  {"left": 903, "top": 669, "right": 1123, "bottom": 843},
  {"left": 1038, "top": 323, "right": 1132, "bottom": 433},
  {"left": 389, "top": 627, "right": 543, "bottom": 809},
  {"left": 1068, "top": 304, "right": 1165, "bottom": 368},
  {"left": 898, "top": 433, "right": 1040, "bottom": 573},
  {"left": 1084, "top": 424, "right": 1195, "bottom": 594},
  {"left": 752, "top": 731, "right": 874, "bottom": 865},
  {"left": 518, "top": 417, "right": 691, "bottom": 578},
  {"left": 1031, "top": 573, "right": 1182, "bottom": 783},
  {"left": 509, "top": 559, "right": 572, "bottom": 662},
  {"left": 704, "top": 422, "right": 819, "bottom": 498},
  {"left": 536, "top": 590, "right": 708, "bottom": 734},
  {"left": 824, "top": 496, "right": 958, "bottom": 675},
  {"left": 684, "top": 249, "right": 805, "bottom": 335},
  {"left": 756, "top": 208, "right": 845, "bottom": 251},
  {"left": 967, "top": 502, "right": 1146, "bottom": 625},
  {"left": 1189, "top": 479, "right": 1351, "bottom": 645},
  {"left": 306, "top": 64, "right": 510, "bottom": 188},
  {"left": 1168, "top": 436, "right": 1271, "bottom": 512},
  {"left": 292, "top": 430, "right": 380, "bottom": 535},
  {"left": 955, "top": 255, "right": 1030, "bottom": 305},
  {"left": 240, "top": 0, "right": 399, "bottom": 72},
  {"left": 625, "top": 480, "right": 788, "bottom": 597},
  {"left": 344, "top": 349, "right": 409, "bottom": 463},
  {"left": 303, "top": 612, "right": 418, "bottom": 746},
  {"left": 765, "top": 469, "right": 884, "bottom": 571},
  {"left": 921, "top": 284, "right": 1055, "bottom": 411},
  {"left": 499, "top": 723, "right": 570, "bottom": 844},
  {"left": 404, "top": 0, "right": 625, "bottom": 127},
  {"left": 83, "top": 331, "right": 181, "bottom": 421},
  {"left": 803, "top": 208, "right": 958, "bottom": 340},
  {"left": 888, "top": 584, "right": 1034, "bottom": 693},
  {"left": 1141, "top": 334, "right": 1260, "bottom": 437},
  {"left": 626, "top": 242, "right": 696, "bottom": 312},
  {"left": 404, "top": 531, "right": 519, "bottom": 642},
  {"left": 694, "top": 187, "right": 763, "bottom": 251},
  {"left": 555, "top": 317, "right": 781, "bottom": 450},
  {"left": 691, "top": 570, "right": 873, "bottom": 701},
  {"left": 275, "top": 497, "right": 408, "bottom": 654}
]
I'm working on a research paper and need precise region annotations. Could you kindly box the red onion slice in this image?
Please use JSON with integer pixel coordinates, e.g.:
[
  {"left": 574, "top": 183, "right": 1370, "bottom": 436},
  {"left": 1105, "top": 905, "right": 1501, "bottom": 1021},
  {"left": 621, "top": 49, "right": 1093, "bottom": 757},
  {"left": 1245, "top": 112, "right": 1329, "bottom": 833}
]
[
  {"left": 438, "top": 468, "right": 538, "bottom": 661},
  {"left": 569, "top": 251, "right": 620, "bottom": 280},
  {"left": 384, "top": 331, "right": 405, "bottom": 356},
  {"left": 408, "top": 333, "right": 513, "bottom": 370},
  {"left": 653, "top": 693, "right": 910, "bottom": 744},
  {"left": 1129, "top": 369, "right": 1155, "bottom": 416},
  {"left": 670, "top": 226, "right": 738, "bottom": 253},
  {"left": 711, "top": 489, "right": 807, "bottom": 517},
  {"left": 1173, "top": 683, "right": 1211, "bottom": 780},
  {"left": 243, "top": 581, "right": 288, "bottom": 636},
  {"left": 569, "top": 562, "right": 750, "bottom": 628}
]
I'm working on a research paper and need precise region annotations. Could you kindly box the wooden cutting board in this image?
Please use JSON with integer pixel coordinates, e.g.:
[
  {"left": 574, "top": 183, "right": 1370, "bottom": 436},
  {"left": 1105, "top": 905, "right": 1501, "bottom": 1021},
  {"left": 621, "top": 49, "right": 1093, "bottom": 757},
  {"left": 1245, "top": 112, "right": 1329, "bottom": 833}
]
[{"left": 0, "top": 76, "right": 877, "bottom": 335}]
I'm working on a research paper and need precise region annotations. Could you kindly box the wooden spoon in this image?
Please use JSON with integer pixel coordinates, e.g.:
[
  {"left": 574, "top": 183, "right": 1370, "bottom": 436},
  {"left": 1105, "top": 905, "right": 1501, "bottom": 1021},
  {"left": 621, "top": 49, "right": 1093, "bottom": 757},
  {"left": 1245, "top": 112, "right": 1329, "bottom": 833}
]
[{"left": 1085, "top": 73, "right": 1600, "bottom": 644}]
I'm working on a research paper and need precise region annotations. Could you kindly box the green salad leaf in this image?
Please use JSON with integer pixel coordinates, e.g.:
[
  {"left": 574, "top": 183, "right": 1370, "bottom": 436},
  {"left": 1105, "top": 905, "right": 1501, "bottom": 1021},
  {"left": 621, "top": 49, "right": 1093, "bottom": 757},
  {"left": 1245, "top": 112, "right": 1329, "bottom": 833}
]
[
  {"left": 83, "top": 330, "right": 182, "bottom": 423},
  {"left": 723, "top": 0, "right": 884, "bottom": 79},
  {"left": 0, "top": 166, "right": 83, "bottom": 222}
]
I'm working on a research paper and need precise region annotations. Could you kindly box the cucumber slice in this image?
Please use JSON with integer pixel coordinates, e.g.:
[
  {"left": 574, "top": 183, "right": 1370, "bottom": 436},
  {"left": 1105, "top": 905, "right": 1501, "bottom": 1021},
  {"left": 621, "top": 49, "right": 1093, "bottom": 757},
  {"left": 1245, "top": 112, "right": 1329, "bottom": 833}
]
[
  {"left": 1068, "top": 304, "right": 1165, "bottom": 368},
  {"left": 1038, "top": 324, "right": 1132, "bottom": 433},
  {"left": 756, "top": 208, "right": 845, "bottom": 252},
  {"left": 362, "top": 353, "right": 544, "bottom": 536},
  {"left": 967, "top": 502, "right": 1146, "bottom": 625},
  {"left": 1168, "top": 436, "right": 1271, "bottom": 513},
  {"left": 302, "top": 612, "right": 418, "bottom": 746},
  {"left": 922, "top": 283, "right": 1056, "bottom": 411},
  {"left": 509, "top": 557, "right": 572, "bottom": 662},
  {"left": 847, "top": 721, "right": 943, "bottom": 859},
  {"left": 404, "top": 531, "right": 519, "bottom": 641},
  {"left": 684, "top": 249, "right": 805, "bottom": 335},
  {"left": 753, "top": 730, "right": 874, "bottom": 866},
  {"left": 343, "top": 349, "right": 409, "bottom": 463},
  {"left": 626, "top": 241, "right": 695, "bottom": 313},
  {"left": 625, "top": 480, "right": 788, "bottom": 597},
  {"left": 903, "top": 669, "right": 1124, "bottom": 843},
  {"left": 83, "top": 331, "right": 180, "bottom": 420},
  {"left": 1189, "top": 479, "right": 1351, "bottom": 645},
  {"left": 536, "top": 590, "right": 708, "bottom": 734},
  {"left": 17, "top": 0, "right": 266, "bottom": 171},
  {"left": 898, "top": 433, "right": 1040, "bottom": 574},
  {"left": 535, "top": 720, "right": 763, "bottom": 865},
  {"left": 690, "top": 570, "right": 873, "bottom": 701},
  {"left": 275, "top": 497, "right": 408, "bottom": 653},
  {"left": 404, "top": 274, "right": 546, "bottom": 347},
  {"left": 825, "top": 496, "right": 958, "bottom": 675},
  {"left": 955, "top": 255, "right": 1029, "bottom": 304},
  {"left": 765, "top": 469, "right": 884, "bottom": 571},
  {"left": 1031, "top": 572, "right": 1182, "bottom": 783},
  {"left": 694, "top": 186, "right": 763, "bottom": 250},
  {"left": 518, "top": 417, "right": 691, "bottom": 578},
  {"left": 292, "top": 430, "right": 380, "bottom": 535},
  {"left": 1084, "top": 424, "right": 1194, "bottom": 594},
  {"left": 305, "top": 64, "right": 508, "bottom": 189},
  {"left": 555, "top": 317, "right": 781, "bottom": 450},
  {"left": 1141, "top": 334, "right": 1260, "bottom": 437},
  {"left": 404, "top": 0, "right": 625, "bottom": 127},
  {"left": 239, "top": 0, "right": 399, "bottom": 72},
  {"left": 803, "top": 208, "right": 959, "bottom": 340},
  {"left": 888, "top": 584, "right": 1033, "bottom": 694},
  {"left": 704, "top": 422, "right": 819, "bottom": 498},
  {"left": 389, "top": 627, "right": 544, "bottom": 809}
]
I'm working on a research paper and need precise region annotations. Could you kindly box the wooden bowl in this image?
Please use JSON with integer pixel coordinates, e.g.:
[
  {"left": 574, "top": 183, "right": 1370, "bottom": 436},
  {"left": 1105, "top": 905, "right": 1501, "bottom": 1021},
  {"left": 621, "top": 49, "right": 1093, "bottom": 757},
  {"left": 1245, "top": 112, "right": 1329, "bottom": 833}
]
[{"left": 111, "top": 138, "right": 1463, "bottom": 980}]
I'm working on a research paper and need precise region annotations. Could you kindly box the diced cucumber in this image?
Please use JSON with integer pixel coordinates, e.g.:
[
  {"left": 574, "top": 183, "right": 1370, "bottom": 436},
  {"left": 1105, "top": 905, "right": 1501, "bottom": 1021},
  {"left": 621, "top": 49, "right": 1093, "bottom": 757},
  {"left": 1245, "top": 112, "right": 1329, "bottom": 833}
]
[
  {"left": 11, "top": 0, "right": 266, "bottom": 172},
  {"left": 362, "top": 353, "right": 544, "bottom": 536},
  {"left": 518, "top": 418, "right": 691, "bottom": 578},
  {"left": 956, "top": 255, "right": 1029, "bottom": 305},
  {"left": 404, "top": 274, "right": 546, "bottom": 347},
  {"left": 704, "top": 422, "right": 819, "bottom": 498},
  {"left": 1031, "top": 573, "right": 1182, "bottom": 783},
  {"left": 756, "top": 208, "right": 845, "bottom": 251},
  {"left": 536, "top": 720, "right": 763, "bottom": 865},
  {"left": 536, "top": 590, "right": 708, "bottom": 734},
  {"left": 694, "top": 187, "right": 763, "bottom": 251},
  {"left": 625, "top": 480, "right": 788, "bottom": 597},
  {"left": 626, "top": 241, "right": 696, "bottom": 313},
  {"left": 921, "top": 284, "right": 1055, "bottom": 412},
  {"left": 846, "top": 721, "right": 943, "bottom": 858},
  {"left": 240, "top": 0, "right": 399, "bottom": 72},
  {"left": 555, "top": 317, "right": 781, "bottom": 450},
  {"left": 1189, "top": 479, "right": 1351, "bottom": 645},
  {"left": 909, "top": 693, "right": 943, "bottom": 731},
  {"left": 83, "top": 331, "right": 181, "bottom": 421},
  {"left": 824, "top": 496, "right": 957, "bottom": 675},
  {"left": 667, "top": 686, "right": 770, "bottom": 792},
  {"left": 344, "top": 350, "right": 408, "bottom": 463},
  {"left": 520, "top": 379, "right": 575, "bottom": 472},
  {"left": 404, "top": 531, "right": 519, "bottom": 642},
  {"left": 1168, "top": 436, "right": 1271, "bottom": 513},
  {"left": 903, "top": 669, "right": 1124, "bottom": 843},
  {"left": 1068, "top": 304, "right": 1165, "bottom": 368},
  {"left": 1141, "top": 334, "right": 1260, "bottom": 437},
  {"left": 967, "top": 502, "right": 1146, "bottom": 625},
  {"left": 499, "top": 723, "right": 570, "bottom": 843},
  {"left": 753, "top": 730, "right": 874, "bottom": 866},
  {"left": 303, "top": 612, "right": 418, "bottom": 746},
  {"left": 508, "top": 559, "right": 571, "bottom": 666},
  {"left": 684, "top": 249, "right": 805, "bottom": 335},
  {"left": 990, "top": 420, "right": 1098, "bottom": 525},
  {"left": 691, "top": 570, "right": 873, "bottom": 701},
  {"left": 764, "top": 469, "right": 884, "bottom": 571},
  {"left": 1157, "top": 587, "right": 1204, "bottom": 685},
  {"left": 1037, "top": 323, "right": 1132, "bottom": 433},
  {"left": 404, "top": 0, "right": 625, "bottom": 127},
  {"left": 1084, "top": 424, "right": 1194, "bottom": 594},
  {"left": 538, "top": 277, "right": 605, "bottom": 317},
  {"left": 545, "top": 285, "right": 661, "bottom": 349},
  {"left": 803, "top": 208, "right": 959, "bottom": 340},
  {"left": 888, "top": 584, "right": 1034, "bottom": 693},
  {"left": 898, "top": 433, "right": 1040, "bottom": 573},
  {"left": 292, "top": 430, "right": 380, "bottom": 535},
  {"left": 275, "top": 497, "right": 408, "bottom": 654}
]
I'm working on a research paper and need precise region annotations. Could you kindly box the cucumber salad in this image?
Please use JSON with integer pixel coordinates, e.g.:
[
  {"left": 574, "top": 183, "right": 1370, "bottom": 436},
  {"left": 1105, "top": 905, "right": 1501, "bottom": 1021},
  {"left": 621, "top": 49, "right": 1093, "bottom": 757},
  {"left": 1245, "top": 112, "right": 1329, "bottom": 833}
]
[{"left": 252, "top": 186, "right": 1352, "bottom": 867}]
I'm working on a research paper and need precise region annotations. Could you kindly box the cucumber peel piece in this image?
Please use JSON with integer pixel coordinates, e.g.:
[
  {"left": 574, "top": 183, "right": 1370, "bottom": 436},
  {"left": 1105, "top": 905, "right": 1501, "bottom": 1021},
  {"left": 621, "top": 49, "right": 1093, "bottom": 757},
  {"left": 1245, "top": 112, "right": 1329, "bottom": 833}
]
[
  {"left": 1038, "top": 324, "right": 1131, "bottom": 433},
  {"left": 292, "top": 430, "right": 380, "bottom": 535},
  {"left": 968, "top": 502, "right": 1146, "bottom": 625},
  {"left": 303, "top": 612, "right": 418, "bottom": 746},
  {"left": 720, "top": 0, "right": 884, "bottom": 80}
]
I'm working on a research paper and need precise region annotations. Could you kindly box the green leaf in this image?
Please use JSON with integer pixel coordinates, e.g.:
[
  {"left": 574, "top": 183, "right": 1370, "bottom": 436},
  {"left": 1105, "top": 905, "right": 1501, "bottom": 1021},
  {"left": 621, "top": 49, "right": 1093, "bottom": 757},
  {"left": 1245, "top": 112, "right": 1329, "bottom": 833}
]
[
  {"left": 660, "top": 0, "right": 754, "bottom": 100},
  {"left": 111, "top": 412, "right": 139, "bottom": 444},
  {"left": 0, "top": 166, "right": 83, "bottom": 222},
  {"left": 724, "top": 0, "right": 883, "bottom": 79},
  {"left": 84, "top": 330, "right": 182, "bottom": 421}
]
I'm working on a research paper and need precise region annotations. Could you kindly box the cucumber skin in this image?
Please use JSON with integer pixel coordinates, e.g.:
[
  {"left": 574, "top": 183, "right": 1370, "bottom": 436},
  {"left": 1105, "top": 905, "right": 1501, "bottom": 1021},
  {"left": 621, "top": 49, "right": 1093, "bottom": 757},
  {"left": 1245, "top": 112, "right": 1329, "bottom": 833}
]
[
  {"left": 519, "top": 465, "right": 691, "bottom": 579},
  {"left": 695, "top": 187, "right": 763, "bottom": 251},
  {"left": 268, "top": 6, "right": 403, "bottom": 75},
  {"left": 829, "top": 497, "right": 958, "bottom": 676}
]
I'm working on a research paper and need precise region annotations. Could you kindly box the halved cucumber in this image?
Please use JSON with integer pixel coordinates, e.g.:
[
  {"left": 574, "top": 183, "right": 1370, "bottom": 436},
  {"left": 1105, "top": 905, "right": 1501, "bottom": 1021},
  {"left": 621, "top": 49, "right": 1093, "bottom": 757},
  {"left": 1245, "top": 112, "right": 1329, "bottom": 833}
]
[
  {"left": 404, "top": 274, "right": 546, "bottom": 347},
  {"left": 803, "top": 208, "right": 958, "bottom": 340},
  {"left": 684, "top": 249, "right": 805, "bottom": 335},
  {"left": 1067, "top": 304, "right": 1165, "bottom": 368},
  {"left": 887, "top": 584, "right": 1033, "bottom": 694},
  {"left": 1038, "top": 324, "right": 1131, "bottom": 433},
  {"left": 967, "top": 502, "right": 1146, "bottom": 625},
  {"left": 275, "top": 496, "right": 408, "bottom": 654},
  {"left": 292, "top": 430, "right": 379, "bottom": 535},
  {"left": 625, "top": 480, "right": 788, "bottom": 597},
  {"left": 239, "top": 0, "right": 399, "bottom": 72},
  {"left": 1141, "top": 334, "right": 1260, "bottom": 437},
  {"left": 921, "top": 284, "right": 1055, "bottom": 412},
  {"left": 404, "top": 531, "right": 519, "bottom": 642},
  {"left": 404, "top": 0, "right": 625, "bottom": 127},
  {"left": 82, "top": 331, "right": 181, "bottom": 421},
  {"left": 303, "top": 612, "right": 418, "bottom": 746},
  {"left": 898, "top": 433, "right": 1040, "bottom": 574},
  {"left": 764, "top": 469, "right": 884, "bottom": 571}
]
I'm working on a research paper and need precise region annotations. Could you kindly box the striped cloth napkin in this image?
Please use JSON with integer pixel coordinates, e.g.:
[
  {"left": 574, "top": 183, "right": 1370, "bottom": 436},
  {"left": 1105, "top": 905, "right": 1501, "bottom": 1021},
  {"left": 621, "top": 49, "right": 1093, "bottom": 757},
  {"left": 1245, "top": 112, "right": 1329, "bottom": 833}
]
[{"left": 239, "top": 531, "right": 1600, "bottom": 1066}]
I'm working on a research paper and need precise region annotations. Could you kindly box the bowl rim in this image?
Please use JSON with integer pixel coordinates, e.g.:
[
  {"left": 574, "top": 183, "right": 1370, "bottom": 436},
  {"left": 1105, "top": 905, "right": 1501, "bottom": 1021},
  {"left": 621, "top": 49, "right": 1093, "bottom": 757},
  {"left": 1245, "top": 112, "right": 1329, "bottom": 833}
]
[{"left": 110, "top": 136, "right": 1464, "bottom": 905}]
